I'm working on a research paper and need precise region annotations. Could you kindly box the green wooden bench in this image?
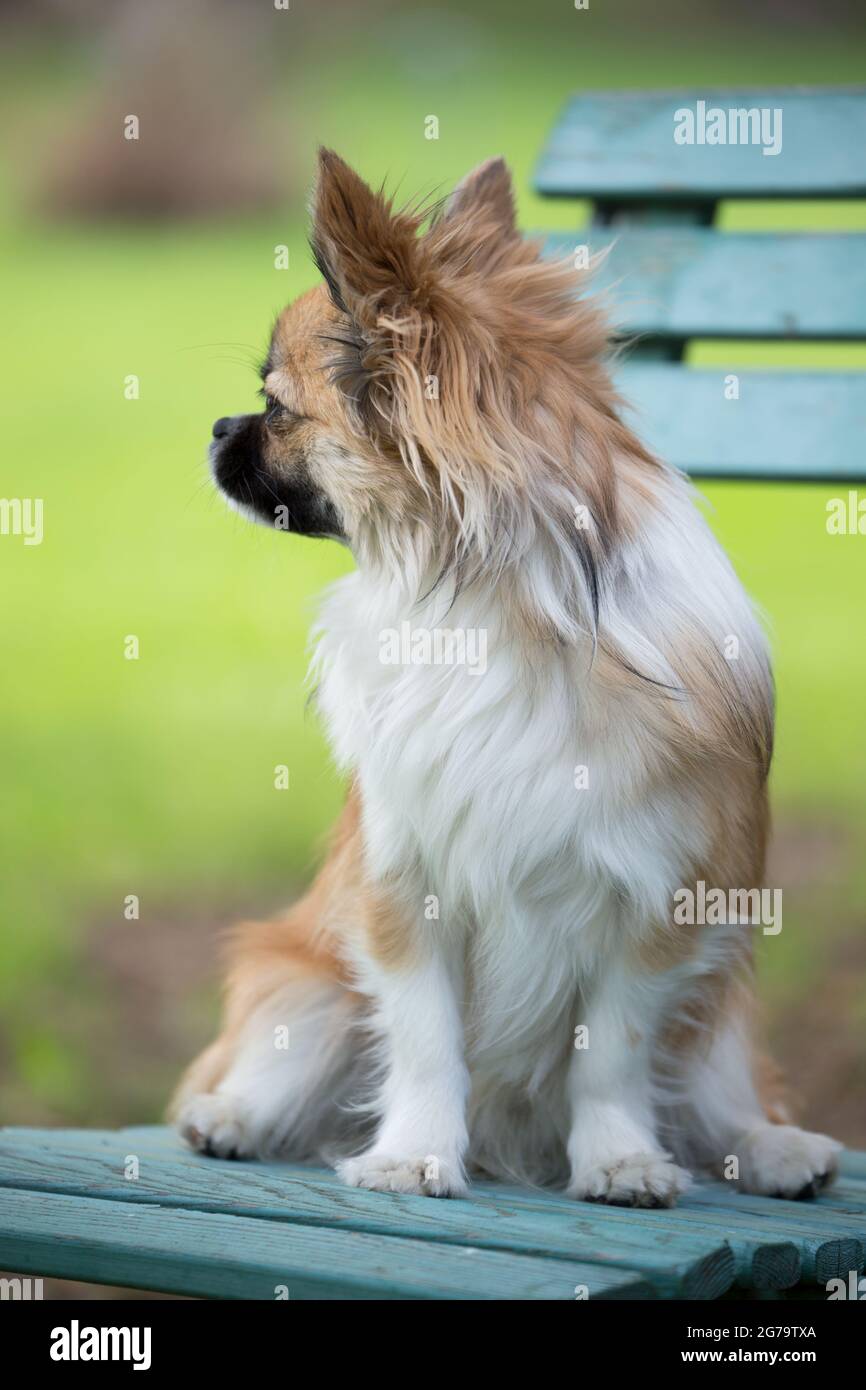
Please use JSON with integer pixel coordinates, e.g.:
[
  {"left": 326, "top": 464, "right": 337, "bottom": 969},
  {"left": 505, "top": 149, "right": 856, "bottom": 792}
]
[
  {"left": 0, "top": 1128, "right": 865, "bottom": 1300},
  {"left": 536, "top": 86, "right": 866, "bottom": 480},
  {"left": 2, "top": 88, "right": 864, "bottom": 1302}
]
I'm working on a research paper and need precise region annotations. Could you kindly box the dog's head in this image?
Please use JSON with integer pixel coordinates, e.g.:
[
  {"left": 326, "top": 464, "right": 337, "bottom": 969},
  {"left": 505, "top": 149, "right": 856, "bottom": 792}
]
[{"left": 211, "top": 148, "right": 621, "bottom": 593}]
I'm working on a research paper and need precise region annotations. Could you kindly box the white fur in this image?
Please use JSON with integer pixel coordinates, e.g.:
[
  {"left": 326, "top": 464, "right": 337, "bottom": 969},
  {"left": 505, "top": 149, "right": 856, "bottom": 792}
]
[
  {"left": 302, "top": 461, "right": 790, "bottom": 1198},
  {"left": 186, "top": 447, "right": 832, "bottom": 1202},
  {"left": 337, "top": 947, "right": 470, "bottom": 1195},
  {"left": 181, "top": 979, "right": 361, "bottom": 1159}
]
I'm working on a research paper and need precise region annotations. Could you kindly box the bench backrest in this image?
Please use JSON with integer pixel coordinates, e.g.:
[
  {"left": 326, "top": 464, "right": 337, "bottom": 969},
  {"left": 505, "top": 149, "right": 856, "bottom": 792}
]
[{"left": 534, "top": 87, "right": 866, "bottom": 480}]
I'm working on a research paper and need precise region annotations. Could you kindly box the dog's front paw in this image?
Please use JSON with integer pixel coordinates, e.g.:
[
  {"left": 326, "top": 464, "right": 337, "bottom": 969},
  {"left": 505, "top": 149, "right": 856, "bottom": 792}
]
[
  {"left": 568, "top": 1151, "right": 691, "bottom": 1208},
  {"left": 337, "top": 1150, "right": 467, "bottom": 1198},
  {"left": 176, "top": 1092, "right": 253, "bottom": 1160},
  {"left": 735, "top": 1124, "right": 840, "bottom": 1199}
]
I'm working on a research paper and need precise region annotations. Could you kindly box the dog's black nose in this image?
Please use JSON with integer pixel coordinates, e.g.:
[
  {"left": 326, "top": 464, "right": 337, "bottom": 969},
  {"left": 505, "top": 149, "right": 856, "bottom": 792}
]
[{"left": 212, "top": 416, "right": 234, "bottom": 440}]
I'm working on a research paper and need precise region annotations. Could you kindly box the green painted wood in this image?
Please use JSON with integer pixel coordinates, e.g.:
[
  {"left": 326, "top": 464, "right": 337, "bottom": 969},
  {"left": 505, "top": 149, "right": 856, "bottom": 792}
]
[
  {"left": 3, "top": 1128, "right": 862, "bottom": 1297},
  {"left": 541, "top": 230, "right": 866, "bottom": 341},
  {"left": 472, "top": 1180, "right": 798, "bottom": 1291},
  {"left": 840, "top": 1152, "right": 866, "bottom": 1181},
  {"left": 734, "top": 1241, "right": 801, "bottom": 1291},
  {"left": 0, "top": 1187, "right": 651, "bottom": 1301},
  {"left": 815, "top": 1178, "right": 866, "bottom": 1217},
  {"left": 481, "top": 1178, "right": 854, "bottom": 1287},
  {"left": 681, "top": 1186, "right": 865, "bottom": 1285},
  {"left": 534, "top": 88, "right": 866, "bottom": 203},
  {"left": 616, "top": 365, "right": 866, "bottom": 480},
  {"left": 0, "top": 1127, "right": 732, "bottom": 1299}
]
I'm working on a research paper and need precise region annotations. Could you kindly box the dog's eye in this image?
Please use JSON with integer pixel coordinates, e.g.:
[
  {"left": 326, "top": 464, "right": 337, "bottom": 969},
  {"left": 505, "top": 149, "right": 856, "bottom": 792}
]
[
  {"left": 261, "top": 391, "right": 304, "bottom": 426},
  {"left": 265, "top": 395, "right": 294, "bottom": 426}
]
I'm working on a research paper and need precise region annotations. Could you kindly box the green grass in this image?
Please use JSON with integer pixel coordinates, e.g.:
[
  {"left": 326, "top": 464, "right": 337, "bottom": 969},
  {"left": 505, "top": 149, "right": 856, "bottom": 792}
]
[{"left": 1, "top": 10, "right": 865, "bottom": 1121}]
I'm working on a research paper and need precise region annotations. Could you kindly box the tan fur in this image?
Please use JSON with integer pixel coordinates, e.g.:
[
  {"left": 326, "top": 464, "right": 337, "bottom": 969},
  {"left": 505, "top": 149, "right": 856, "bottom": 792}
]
[
  {"left": 171, "top": 783, "right": 420, "bottom": 1116},
  {"left": 360, "top": 882, "right": 417, "bottom": 970},
  {"left": 755, "top": 1049, "right": 793, "bottom": 1125},
  {"left": 302, "top": 150, "right": 662, "bottom": 587},
  {"left": 170, "top": 795, "right": 360, "bottom": 1115}
]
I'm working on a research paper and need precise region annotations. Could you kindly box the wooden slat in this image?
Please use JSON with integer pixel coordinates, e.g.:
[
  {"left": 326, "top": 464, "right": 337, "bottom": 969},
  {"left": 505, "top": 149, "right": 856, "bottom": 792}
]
[
  {"left": 616, "top": 365, "right": 866, "bottom": 480},
  {"left": 482, "top": 1179, "right": 858, "bottom": 1287},
  {"left": 815, "top": 1177, "right": 866, "bottom": 1219},
  {"left": 0, "top": 1127, "right": 732, "bottom": 1300},
  {"left": 534, "top": 88, "right": 866, "bottom": 202},
  {"left": 840, "top": 1152, "right": 866, "bottom": 1181},
  {"left": 471, "top": 1180, "right": 798, "bottom": 1291},
  {"left": 541, "top": 230, "right": 866, "bottom": 341},
  {"left": 0, "top": 1187, "right": 653, "bottom": 1302},
  {"left": 680, "top": 1186, "right": 865, "bottom": 1286}
]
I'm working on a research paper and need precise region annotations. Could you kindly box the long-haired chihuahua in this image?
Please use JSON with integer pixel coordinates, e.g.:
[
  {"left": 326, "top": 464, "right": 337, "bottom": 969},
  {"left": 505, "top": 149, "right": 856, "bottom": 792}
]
[{"left": 172, "top": 151, "right": 839, "bottom": 1205}]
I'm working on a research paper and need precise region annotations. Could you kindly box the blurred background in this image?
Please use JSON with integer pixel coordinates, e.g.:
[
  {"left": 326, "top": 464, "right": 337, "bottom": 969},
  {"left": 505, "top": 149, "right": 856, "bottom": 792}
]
[{"left": 1, "top": 0, "right": 865, "bottom": 1154}]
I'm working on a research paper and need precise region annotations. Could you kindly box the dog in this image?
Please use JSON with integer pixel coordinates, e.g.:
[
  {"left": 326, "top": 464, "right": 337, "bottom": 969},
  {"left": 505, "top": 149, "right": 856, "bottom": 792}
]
[{"left": 172, "top": 149, "right": 839, "bottom": 1205}]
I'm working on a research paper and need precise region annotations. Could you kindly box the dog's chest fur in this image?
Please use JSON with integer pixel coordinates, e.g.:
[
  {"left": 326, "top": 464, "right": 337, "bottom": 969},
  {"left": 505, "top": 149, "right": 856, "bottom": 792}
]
[
  {"left": 313, "top": 555, "right": 716, "bottom": 1068},
  {"left": 311, "top": 459, "right": 774, "bottom": 1119}
]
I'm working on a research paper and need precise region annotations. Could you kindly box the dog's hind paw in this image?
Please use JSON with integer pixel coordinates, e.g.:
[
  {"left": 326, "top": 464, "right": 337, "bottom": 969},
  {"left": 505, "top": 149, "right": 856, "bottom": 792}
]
[
  {"left": 176, "top": 1092, "right": 253, "bottom": 1160},
  {"left": 735, "top": 1124, "right": 840, "bottom": 1199}
]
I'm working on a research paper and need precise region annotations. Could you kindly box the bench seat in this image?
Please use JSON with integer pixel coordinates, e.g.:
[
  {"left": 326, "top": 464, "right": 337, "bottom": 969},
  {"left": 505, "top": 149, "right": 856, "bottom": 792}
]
[{"left": 0, "top": 1127, "right": 864, "bottom": 1300}]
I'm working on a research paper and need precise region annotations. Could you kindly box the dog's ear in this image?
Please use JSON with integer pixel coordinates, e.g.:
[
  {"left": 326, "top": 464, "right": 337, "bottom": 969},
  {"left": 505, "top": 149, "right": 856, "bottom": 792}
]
[
  {"left": 443, "top": 156, "right": 516, "bottom": 238},
  {"left": 311, "top": 150, "right": 518, "bottom": 327},
  {"left": 310, "top": 149, "right": 533, "bottom": 546},
  {"left": 311, "top": 148, "right": 426, "bottom": 331}
]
